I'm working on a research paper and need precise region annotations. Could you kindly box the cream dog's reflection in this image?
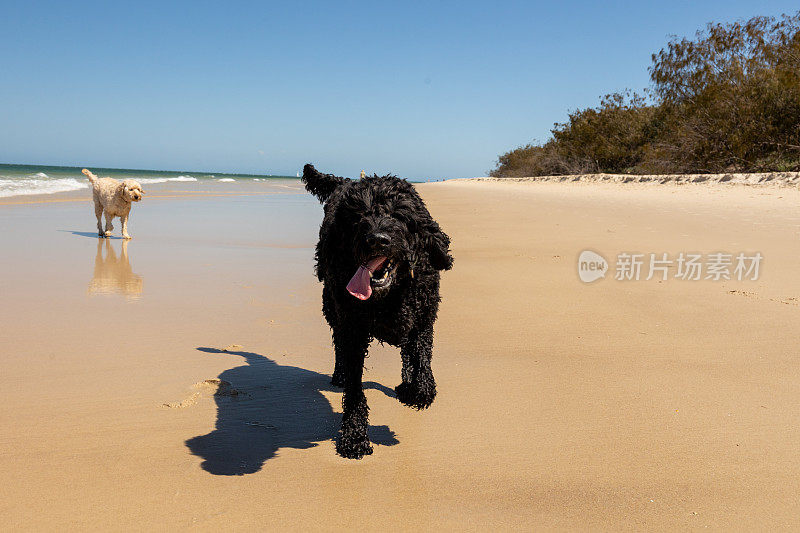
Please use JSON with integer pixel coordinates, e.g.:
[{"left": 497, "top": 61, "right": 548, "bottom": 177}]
[{"left": 88, "top": 239, "right": 143, "bottom": 298}]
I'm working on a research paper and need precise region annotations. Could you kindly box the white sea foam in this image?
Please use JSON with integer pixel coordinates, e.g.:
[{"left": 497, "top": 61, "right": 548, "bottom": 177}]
[
  {"left": 217, "top": 178, "right": 235, "bottom": 182},
  {"left": 136, "top": 175, "right": 198, "bottom": 184},
  {"left": 0, "top": 172, "right": 202, "bottom": 198},
  {"left": 0, "top": 177, "right": 88, "bottom": 198}
]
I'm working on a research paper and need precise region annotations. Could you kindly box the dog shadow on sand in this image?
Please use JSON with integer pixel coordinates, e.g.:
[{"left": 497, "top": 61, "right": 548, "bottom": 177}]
[
  {"left": 185, "top": 348, "right": 399, "bottom": 475},
  {"left": 66, "top": 230, "right": 123, "bottom": 240}
]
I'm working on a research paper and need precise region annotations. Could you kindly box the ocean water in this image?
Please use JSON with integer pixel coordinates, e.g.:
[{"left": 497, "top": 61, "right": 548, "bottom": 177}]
[{"left": 0, "top": 164, "right": 294, "bottom": 198}]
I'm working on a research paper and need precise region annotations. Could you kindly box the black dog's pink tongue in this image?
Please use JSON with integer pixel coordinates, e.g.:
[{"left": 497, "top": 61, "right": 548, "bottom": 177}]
[{"left": 346, "top": 256, "right": 387, "bottom": 300}]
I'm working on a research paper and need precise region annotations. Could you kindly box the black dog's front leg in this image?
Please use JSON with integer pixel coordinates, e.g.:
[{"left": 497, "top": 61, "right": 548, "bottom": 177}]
[
  {"left": 323, "top": 286, "right": 347, "bottom": 387},
  {"left": 395, "top": 323, "right": 437, "bottom": 409},
  {"left": 333, "top": 326, "right": 373, "bottom": 459},
  {"left": 331, "top": 343, "right": 346, "bottom": 388}
]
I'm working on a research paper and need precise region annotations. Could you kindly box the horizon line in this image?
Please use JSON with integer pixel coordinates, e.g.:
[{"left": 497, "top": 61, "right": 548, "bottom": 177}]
[{"left": 0, "top": 161, "right": 296, "bottom": 178}]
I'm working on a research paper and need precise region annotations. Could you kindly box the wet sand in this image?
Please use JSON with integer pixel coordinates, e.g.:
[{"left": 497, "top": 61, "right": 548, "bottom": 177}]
[{"left": 1, "top": 178, "right": 799, "bottom": 530}]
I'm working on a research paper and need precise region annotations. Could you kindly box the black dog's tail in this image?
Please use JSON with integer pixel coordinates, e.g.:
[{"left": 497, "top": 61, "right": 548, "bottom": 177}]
[{"left": 302, "top": 164, "right": 346, "bottom": 203}]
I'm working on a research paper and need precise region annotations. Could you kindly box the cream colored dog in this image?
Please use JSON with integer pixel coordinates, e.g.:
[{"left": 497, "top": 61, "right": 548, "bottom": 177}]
[{"left": 82, "top": 168, "right": 145, "bottom": 239}]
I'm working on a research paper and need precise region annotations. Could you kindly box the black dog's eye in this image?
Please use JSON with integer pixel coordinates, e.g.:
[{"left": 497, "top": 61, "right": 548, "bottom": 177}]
[
  {"left": 391, "top": 210, "right": 413, "bottom": 230},
  {"left": 357, "top": 219, "right": 371, "bottom": 233}
]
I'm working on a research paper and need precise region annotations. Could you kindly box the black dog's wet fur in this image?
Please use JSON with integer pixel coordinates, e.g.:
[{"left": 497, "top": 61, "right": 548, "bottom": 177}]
[{"left": 302, "top": 164, "right": 453, "bottom": 459}]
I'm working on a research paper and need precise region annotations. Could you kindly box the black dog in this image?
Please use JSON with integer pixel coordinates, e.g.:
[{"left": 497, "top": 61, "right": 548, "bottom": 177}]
[{"left": 302, "top": 164, "right": 453, "bottom": 459}]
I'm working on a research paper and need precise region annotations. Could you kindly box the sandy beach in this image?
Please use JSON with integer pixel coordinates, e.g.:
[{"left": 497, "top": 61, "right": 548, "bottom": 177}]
[{"left": 2, "top": 178, "right": 800, "bottom": 530}]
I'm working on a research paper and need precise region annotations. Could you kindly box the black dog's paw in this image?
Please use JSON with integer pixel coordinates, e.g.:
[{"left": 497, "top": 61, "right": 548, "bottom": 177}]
[
  {"left": 336, "top": 437, "right": 373, "bottom": 459},
  {"left": 395, "top": 381, "right": 437, "bottom": 410},
  {"left": 394, "top": 382, "right": 413, "bottom": 402}
]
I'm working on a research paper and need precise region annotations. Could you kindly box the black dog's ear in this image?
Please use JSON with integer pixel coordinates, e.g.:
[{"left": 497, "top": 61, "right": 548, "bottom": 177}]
[
  {"left": 422, "top": 218, "right": 454, "bottom": 271},
  {"left": 302, "top": 164, "right": 346, "bottom": 203}
]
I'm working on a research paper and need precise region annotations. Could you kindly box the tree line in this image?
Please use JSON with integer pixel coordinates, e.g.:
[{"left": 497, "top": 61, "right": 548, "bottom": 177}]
[{"left": 491, "top": 13, "right": 800, "bottom": 177}]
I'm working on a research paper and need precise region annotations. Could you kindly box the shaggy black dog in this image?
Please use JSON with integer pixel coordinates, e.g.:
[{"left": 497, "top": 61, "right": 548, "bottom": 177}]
[{"left": 302, "top": 164, "right": 453, "bottom": 459}]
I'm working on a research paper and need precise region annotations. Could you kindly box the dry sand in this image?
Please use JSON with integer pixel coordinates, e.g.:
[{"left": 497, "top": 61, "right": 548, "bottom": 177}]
[{"left": 1, "top": 178, "right": 799, "bottom": 530}]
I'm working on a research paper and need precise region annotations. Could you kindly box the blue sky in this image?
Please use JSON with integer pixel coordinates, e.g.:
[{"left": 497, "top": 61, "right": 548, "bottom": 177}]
[{"left": 2, "top": 1, "right": 798, "bottom": 179}]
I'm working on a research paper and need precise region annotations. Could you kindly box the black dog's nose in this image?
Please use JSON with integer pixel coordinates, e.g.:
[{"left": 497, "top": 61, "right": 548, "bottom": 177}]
[{"left": 366, "top": 232, "right": 391, "bottom": 247}]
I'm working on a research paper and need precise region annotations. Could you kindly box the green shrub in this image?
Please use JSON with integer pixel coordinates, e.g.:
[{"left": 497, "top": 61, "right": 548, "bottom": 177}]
[{"left": 491, "top": 12, "right": 800, "bottom": 177}]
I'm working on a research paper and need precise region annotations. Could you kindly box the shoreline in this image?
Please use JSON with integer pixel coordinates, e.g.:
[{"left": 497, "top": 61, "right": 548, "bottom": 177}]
[
  {"left": 0, "top": 190, "right": 305, "bottom": 206},
  {"left": 0, "top": 179, "right": 306, "bottom": 206}
]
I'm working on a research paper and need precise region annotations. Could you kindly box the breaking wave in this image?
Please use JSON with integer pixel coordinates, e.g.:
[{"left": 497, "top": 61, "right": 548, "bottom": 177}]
[
  {"left": 137, "top": 175, "right": 198, "bottom": 184},
  {"left": 0, "top": 177, "right": 88, "bottom": 198}
]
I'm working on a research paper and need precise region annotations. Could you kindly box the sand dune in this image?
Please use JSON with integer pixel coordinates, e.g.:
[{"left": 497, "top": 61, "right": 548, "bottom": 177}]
[{"left": 478, "top": 171, "right": 800, "bottom": 187}]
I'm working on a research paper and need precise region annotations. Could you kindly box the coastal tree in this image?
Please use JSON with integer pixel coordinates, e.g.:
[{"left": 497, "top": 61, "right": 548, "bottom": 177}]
[{"left": 491, "top": 11, "right": 800, "bottom": 177}]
